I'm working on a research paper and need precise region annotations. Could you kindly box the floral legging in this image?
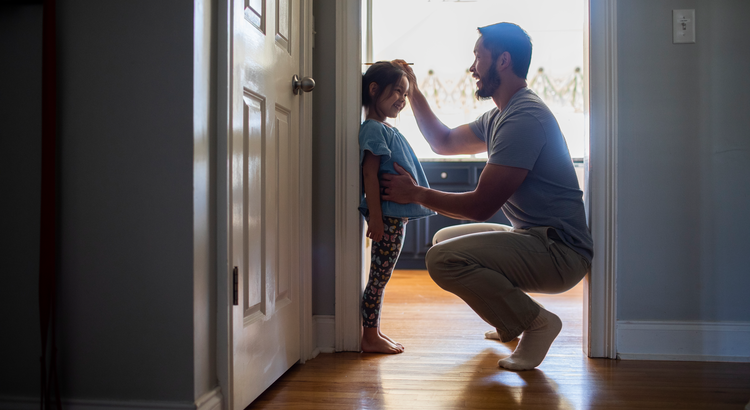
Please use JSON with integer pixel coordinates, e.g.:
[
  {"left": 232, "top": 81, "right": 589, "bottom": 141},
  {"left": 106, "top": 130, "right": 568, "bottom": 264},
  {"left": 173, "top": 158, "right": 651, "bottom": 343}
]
[{"left": 362, "top": 216, "right": 407, "bottom": 328}]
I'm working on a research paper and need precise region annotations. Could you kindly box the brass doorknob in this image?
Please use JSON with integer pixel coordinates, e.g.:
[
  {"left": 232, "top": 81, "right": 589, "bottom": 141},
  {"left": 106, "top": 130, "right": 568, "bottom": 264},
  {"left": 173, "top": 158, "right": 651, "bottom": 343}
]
[{"left": 292, "top": 75, "right": 315, "bottom": 95}]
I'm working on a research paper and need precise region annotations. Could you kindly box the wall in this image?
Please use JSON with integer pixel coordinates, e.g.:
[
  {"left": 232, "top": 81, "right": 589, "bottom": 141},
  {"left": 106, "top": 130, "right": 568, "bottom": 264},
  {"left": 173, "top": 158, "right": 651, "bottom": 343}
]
[
  {"left": 311, "top": 0, "right": 337, "bottom": 316},
  {"left": 616, "top": 0, "right": 750, "bottom": 358},
  {"left": 0, "top": 1, "right": 218, "bottom": 404},
  {"left": 0, "top": 4, "right": 44, "bottom": 397},
  {"left": 55, "top": 0, "right": 196, "bottom": 400}
]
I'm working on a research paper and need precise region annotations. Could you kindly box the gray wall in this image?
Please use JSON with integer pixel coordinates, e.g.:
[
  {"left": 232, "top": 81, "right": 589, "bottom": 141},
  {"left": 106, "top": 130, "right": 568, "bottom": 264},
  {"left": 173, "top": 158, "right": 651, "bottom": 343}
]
[
  {"left": 0, "top": 0, "right": 216, "bottom": 403},
  {"left": 616, "top": 0, "right": 750, "bottom": 322},
  {"left": 56, "top": 1, "right": 195, "bottom": 400},
  {"left": 311, "top": 0, "right": 337, "bottom": 316},
  {"left": 0, "top": 4, "right": 44, "bottom": 397}
]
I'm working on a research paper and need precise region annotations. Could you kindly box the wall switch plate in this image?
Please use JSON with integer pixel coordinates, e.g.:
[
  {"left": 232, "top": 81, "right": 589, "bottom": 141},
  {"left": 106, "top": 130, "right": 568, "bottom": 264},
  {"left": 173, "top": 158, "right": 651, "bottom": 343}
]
[{"left": 673, "top": 9, "right": 695, "bottom": 44}]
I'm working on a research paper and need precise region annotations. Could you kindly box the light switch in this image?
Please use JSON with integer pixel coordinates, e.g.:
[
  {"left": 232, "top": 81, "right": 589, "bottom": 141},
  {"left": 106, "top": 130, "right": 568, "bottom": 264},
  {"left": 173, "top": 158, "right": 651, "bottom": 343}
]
[{"left": 673, "top": 9, "right": 695, "bottom": 44}]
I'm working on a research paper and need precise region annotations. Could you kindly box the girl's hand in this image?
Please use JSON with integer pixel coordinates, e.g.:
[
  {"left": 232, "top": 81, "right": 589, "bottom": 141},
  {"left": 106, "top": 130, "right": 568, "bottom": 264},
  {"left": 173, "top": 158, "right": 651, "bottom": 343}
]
[{"left": 367, "top": 217, "right": 384, "bottom": 243}]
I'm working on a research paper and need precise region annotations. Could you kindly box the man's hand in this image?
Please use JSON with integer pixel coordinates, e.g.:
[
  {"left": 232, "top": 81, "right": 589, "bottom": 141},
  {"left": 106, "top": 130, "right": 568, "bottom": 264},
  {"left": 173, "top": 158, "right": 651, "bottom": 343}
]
[
  {"left": 392, "top": 59, "right": 418, "bottom": 97},
  {"left": 366, "top": 217, "right": 384, "bottom": 243},
  {"left": 380, "top": 163, "right": 419, "bottom": 204}
]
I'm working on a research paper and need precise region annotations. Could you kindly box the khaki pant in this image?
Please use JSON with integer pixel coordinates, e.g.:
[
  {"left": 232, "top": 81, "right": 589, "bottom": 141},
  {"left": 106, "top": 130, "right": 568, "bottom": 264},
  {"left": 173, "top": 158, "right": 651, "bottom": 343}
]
[{"left": 426, "top": 223, "right": 590, "bottom": 342}]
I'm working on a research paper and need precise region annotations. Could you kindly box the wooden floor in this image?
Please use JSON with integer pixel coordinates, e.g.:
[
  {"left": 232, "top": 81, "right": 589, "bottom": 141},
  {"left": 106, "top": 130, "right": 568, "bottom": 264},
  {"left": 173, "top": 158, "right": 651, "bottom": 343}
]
[{"left": 249, "top": 270, "right": 750, "bottom": 409}]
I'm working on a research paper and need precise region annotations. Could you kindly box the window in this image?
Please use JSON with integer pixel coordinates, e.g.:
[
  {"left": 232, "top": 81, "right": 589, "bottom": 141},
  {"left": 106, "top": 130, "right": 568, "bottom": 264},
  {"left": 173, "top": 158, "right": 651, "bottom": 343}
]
[{"left": 364, "top": 0, "right": 586, "bottom": 161}]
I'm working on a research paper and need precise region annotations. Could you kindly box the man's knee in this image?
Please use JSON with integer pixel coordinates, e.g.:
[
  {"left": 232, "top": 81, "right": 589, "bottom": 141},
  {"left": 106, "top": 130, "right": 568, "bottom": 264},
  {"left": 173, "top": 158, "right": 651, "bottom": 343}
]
[{"left": 425, "top": 244, "right": 460, "bottom": 288}]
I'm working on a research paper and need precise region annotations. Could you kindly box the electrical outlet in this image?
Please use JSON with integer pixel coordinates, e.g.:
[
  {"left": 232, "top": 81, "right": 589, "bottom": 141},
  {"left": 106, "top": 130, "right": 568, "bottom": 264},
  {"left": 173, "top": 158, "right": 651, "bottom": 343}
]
[{"left": 673, "top": 9, "right": 695, "bottom": 44}]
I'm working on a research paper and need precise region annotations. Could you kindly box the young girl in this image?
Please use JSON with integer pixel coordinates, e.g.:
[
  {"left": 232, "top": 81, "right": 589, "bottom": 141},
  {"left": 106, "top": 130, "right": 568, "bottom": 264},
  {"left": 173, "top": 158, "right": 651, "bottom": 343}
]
[{"left": 359, "top": 61, "right": 435, "bottom": 354}]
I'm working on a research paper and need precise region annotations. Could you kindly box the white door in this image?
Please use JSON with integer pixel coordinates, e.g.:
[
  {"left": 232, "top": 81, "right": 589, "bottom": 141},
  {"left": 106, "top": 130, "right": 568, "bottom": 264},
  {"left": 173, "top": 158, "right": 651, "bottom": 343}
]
[{"left": 229, "top": 0, "right": 305, "bottom": 407}]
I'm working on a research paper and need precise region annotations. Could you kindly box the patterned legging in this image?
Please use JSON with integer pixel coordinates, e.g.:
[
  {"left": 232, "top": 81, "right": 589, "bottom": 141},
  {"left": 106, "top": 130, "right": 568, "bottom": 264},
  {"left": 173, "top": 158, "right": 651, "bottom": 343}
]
[{"left": 362, "top": 216, "right": 407, "bottom": 328}]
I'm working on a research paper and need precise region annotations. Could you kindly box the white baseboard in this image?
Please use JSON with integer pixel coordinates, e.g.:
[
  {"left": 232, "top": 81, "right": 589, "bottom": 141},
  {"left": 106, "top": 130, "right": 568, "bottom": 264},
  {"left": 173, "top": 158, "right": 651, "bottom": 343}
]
[
  {"left": 617, "top": 320, "right": 750, "bottom": 362},
  {"left": 195, "top": 388, "right": 222, "bottom": 410},
  {"left": 314, "top": 315, "right": 336, "bottom": 354},
  {"left": 1, "top": 388, "right": 222, "bottom": 410}
]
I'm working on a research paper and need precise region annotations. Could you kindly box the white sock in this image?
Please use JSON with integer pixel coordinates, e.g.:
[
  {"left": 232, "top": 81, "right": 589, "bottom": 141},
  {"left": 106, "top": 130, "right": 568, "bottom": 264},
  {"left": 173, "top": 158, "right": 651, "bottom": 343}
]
[
  {"left": 484, "top": 329, "right": 501, "bottom": 340},
  {"left": 497, "top": 307, "right": 562, "bottom": 371}
]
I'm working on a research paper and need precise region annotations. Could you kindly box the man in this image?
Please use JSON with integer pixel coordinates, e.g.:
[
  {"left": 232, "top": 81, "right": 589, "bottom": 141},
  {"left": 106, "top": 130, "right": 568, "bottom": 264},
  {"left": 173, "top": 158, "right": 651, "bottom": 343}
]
[{"left": 382, "top": 22, "right": 593, "bottom": 370}]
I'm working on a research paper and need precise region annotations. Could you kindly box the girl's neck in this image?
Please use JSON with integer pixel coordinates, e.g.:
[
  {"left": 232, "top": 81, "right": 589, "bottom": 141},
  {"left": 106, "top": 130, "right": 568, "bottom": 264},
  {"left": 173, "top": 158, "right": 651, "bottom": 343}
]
[{"left": 365, "top": 113, "right": 392, "bottom": 127}]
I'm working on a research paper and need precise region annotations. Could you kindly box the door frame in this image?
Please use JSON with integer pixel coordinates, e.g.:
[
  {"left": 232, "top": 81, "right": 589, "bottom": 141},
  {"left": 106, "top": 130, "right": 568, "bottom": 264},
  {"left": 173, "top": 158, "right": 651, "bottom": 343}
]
[
  {"left": 216, "top": 1, "right": 316, "bottom": 409},
  {"left": 335, "top": 0, "right": 618, "bottom": 359},
  {"left": 585, "top": 0, "right": 618, "bottom": 359},
  {"left": 333, "top": 0, "right": 365, "bottom": 352}
]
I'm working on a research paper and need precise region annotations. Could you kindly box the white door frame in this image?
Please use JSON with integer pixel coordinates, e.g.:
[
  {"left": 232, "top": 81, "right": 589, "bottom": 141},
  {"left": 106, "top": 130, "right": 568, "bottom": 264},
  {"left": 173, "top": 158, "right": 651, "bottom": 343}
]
[
  {"left": 333, "top": 0, "right": 365, "bottom": 352},
  {"left": 585, "top": 0, "right": 618, "bottom": 359},
  {"left": 216, "top": 1, "right": 316, "bottom": 409},
  {"left": 334, "top": 0, "right": 618, "bottom": 359}
]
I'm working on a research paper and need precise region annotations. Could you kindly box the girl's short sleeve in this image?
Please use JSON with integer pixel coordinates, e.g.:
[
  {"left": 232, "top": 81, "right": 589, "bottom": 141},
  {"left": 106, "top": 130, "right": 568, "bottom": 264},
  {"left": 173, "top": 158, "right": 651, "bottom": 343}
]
[{"left": 359, "top": 121, "right": 392, "bottom": 163}]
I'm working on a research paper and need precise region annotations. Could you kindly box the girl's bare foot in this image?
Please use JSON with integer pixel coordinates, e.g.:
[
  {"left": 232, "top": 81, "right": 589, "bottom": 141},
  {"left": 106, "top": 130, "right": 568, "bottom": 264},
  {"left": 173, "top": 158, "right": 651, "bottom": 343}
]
[
  {"left": 362, "top": 328, "right": 404, "bottom": 354},
  {"left": 378, "top": 329, "right": 403, "bottom": 348}
]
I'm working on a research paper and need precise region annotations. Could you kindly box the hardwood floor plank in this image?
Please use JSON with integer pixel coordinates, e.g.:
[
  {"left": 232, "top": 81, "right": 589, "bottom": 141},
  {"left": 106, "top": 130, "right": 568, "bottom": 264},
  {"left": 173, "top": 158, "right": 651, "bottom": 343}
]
[{"left": 248, "top": 270, "right": 750, "bottom": 409}]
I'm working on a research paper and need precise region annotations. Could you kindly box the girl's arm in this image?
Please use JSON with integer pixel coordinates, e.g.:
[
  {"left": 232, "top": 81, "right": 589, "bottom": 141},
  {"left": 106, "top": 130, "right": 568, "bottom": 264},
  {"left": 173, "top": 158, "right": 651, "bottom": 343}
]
[{"left": 362, "top": 151, "right": 384, "bottom": 243}]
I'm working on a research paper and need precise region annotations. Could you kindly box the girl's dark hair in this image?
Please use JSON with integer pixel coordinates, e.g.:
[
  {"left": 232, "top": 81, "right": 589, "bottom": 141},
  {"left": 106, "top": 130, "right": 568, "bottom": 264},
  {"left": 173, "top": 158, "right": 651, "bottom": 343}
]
[
  {"left": 477, "top": 22, "right": 532, "bottom": 79},
  {"left": 362, "top": 61, "right": 407, "bottom": 108}
]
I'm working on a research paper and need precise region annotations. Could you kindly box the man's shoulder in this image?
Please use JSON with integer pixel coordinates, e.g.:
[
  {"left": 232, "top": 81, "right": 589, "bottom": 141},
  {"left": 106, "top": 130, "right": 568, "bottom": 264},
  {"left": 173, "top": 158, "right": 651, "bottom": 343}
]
[{"left": 506, "top": 89, "right": 552, "bottom": 115}]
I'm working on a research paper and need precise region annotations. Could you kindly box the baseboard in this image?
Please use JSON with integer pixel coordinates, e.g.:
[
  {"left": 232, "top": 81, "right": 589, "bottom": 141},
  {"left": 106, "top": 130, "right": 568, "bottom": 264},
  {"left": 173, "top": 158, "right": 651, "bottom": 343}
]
[
  {"left": 617, "top": 320, "right": 750, "bottom": 362},
  {"left": 314, "top": 315, "right": 336, "bottom": 354},
  {"left": 195, "top": 388, "right": 222, "bottom": 410},
  {"left": 1, "top": 388, "right": 222, "bottom": 410},
  {"left": 0, "top": 397, "right": 194, "bottom": 410},
  {"left": 0, "top": 397, "right": 39, "bottom": 410}
]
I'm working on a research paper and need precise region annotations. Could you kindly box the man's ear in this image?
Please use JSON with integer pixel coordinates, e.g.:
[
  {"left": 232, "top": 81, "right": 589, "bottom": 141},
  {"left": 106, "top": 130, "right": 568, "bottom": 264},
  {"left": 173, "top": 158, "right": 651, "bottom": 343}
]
[
  {"left": 498, "top": 51, "right": 512, "bottom": 71},
  {"left": 369, "top": 82, "right": 379, "bottom": 97}
]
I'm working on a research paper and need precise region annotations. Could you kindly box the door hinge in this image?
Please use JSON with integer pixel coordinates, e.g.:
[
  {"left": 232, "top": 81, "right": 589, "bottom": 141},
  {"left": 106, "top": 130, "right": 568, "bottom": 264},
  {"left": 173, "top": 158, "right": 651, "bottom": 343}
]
[{"left": 232, "top": 266, "right": 239, "bottom": 306}]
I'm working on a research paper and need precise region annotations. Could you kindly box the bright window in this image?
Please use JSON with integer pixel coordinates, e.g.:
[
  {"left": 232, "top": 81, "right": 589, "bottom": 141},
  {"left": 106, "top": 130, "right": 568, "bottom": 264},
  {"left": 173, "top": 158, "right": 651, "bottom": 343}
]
[{"left": 364, "top": 0, "right": 585, "bottom": 161}]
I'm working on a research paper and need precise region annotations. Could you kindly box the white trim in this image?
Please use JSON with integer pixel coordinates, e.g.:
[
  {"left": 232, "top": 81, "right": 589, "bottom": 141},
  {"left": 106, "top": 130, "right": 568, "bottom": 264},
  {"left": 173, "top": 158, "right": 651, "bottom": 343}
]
[
  {"left": 585, "top": 0, "right": 618, "bottom": 359},
  {"left": 314, "top": 315, "right": 337, "bottom": 354},
  {"left": 298, "top": 0, "right": 316, "bottom": 365},
  {"left": 617, "top": 321, "right": 750, "bottom": 362},
  {"left": 334, "top": 0, "right": 364, "bottom": 352},
  {"left": 215, "top": 0, "right": 233, "bottom": 409},
  {"left": 195, "top": 388, "right": 223, "bottom": 410}
]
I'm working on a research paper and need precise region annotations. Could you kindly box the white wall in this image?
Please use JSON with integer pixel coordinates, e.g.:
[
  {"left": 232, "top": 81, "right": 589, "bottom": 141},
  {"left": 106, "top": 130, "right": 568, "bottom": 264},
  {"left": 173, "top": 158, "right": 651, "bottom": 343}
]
[{"left": 615, "top": 0, "right": 750, "bottom": 359}]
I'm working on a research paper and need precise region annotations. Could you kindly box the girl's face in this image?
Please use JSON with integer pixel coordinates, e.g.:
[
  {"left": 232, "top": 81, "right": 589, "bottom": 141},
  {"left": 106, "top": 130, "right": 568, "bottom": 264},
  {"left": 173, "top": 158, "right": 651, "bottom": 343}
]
[{"left": 371, "top": 74, "right": 409, "bottom": 120}]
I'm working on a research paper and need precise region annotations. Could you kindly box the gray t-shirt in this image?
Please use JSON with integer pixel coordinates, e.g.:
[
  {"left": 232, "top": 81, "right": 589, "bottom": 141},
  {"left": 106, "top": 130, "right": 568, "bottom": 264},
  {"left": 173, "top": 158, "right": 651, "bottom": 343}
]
[{"left": 469, "top": 88, "right": 593, "bottom": 262}]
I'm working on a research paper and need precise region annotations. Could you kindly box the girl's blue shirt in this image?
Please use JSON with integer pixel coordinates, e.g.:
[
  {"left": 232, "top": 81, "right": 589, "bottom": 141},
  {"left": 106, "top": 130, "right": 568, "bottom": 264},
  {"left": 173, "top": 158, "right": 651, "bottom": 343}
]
[{"left": 358, "top": 119, "right": 436, "bottom": 220}]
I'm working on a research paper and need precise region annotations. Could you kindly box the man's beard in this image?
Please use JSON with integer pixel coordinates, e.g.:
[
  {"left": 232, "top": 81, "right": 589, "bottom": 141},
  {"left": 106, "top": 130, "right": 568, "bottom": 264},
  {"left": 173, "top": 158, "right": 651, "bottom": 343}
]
[{"left": 475, "top": 60, "right": 501, "bottom": 100}]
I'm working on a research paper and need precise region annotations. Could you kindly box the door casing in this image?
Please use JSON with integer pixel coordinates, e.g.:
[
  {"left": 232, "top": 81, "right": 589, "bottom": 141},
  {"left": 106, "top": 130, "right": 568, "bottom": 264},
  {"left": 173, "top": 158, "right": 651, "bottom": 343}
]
[{"left": 335, "top": 0, "right": 619, "bottom": 359}]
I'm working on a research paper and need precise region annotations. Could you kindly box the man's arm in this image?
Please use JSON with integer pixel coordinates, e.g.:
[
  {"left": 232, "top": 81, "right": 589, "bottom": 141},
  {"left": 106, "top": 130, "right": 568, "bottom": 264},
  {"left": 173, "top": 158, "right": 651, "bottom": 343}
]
[
  {"left": 381, "top": 162, "right": 528, "bottom": 222},
  {"left": 395, "top": 60, "right": 486, "bottom": 156}
]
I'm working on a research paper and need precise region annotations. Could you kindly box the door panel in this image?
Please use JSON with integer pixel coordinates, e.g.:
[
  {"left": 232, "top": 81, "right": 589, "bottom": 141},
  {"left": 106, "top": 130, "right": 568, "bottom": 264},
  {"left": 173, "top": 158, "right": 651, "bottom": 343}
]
[
  {"left": 242, "top": 90, "right": 266, "bottom": 322},
  {"left": 230, "top": 0, "right": 301, "bottom": 407}
]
